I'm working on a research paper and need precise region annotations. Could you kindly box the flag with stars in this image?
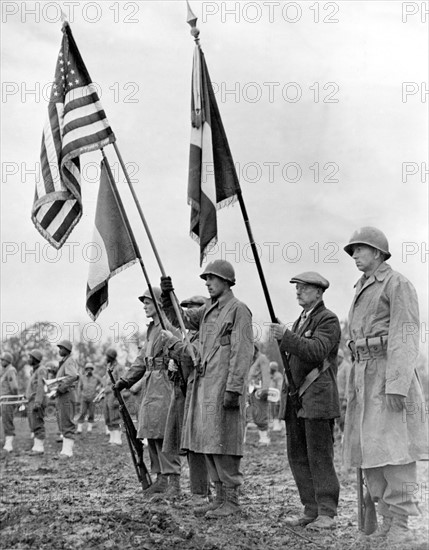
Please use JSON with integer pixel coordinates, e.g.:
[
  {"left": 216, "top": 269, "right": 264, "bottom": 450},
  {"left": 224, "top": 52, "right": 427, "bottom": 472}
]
[
  {"left": 32, "top": 21, "right": 115, "bottom": 249},
  {"left": 188, "top": 45, "right": 240, "bottom": 265}
]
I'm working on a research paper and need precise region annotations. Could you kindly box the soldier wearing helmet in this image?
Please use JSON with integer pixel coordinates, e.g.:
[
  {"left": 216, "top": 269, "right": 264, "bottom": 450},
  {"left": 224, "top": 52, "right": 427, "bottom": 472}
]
[
  {"left": 114, "top": 287, "right": 182, "bottom": 496},
  {"left": 25, "top": 349, "right": 47, "bottom": 454},
  {"left": 103, "top": 348, "right": 126, "bottom": 444},
  {"left": 343, "top": 227, "right": 427, "bottom": 544},
  {"left": 1, "top": 351, "right": 18, "bottom": 452},
  {"left": 55, "top": 339, "right": 79, "bottom": 458},
  {"left": 160, "top": 260, "right": 253, "bottom": 517},
  {"left": 76, "top": 363, "right": 102, "bottom": 435}
]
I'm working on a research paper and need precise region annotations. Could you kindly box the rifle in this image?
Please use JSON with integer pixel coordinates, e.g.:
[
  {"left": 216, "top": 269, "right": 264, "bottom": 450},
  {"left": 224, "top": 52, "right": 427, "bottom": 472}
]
[
  {"left": 357, "top": 467, "right": 378, "bottom": 535},
  {"left": 280, "top": 351, "right": 302, "bottom": 413},
  {"left": 107, "top": 367, "right": 152, "bottom": 490}
]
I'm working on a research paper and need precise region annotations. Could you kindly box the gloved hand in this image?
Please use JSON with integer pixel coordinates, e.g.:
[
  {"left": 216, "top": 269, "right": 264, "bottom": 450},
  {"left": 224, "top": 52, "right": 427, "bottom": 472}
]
[
  {"left": 160, "top": 276, "right": 174, "bottom": 308},
  {"left": 223, "top": 391, "right": 240, "bottom": 409},
  {"left": 256, "top": 389, "right": 269, "bottom": 401},
  {"left": 386, "top": 393, "right": 405, "bottom": 413},
  {"left": 114, "top": 378, "right": 128, "bottom": 392}
]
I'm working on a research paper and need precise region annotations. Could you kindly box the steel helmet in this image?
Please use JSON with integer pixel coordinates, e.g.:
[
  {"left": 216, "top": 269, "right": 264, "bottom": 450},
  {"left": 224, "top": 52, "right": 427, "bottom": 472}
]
[
  {"left": 344, "top": 226, "right": 391, "bottom": 259},
  {"left": 138, "top": 287, "right": 162, "bottom": 305},
  {"left": 45, "top": 361, "right": 59, "bottom": 373},
  {"left": 106, "top": 348, "right": 117, "bottom": 360},
  {"left": 84, "top": 362, "right": 95, "bottom": 370},
  {"left": 180, "top": 295, "right": 207, "bottom": 308},
  {"left": 29, "top": 349, "right": 43, "bottom": 363},
  {"left": 57, "top": 339, "right": 73, "bottom": 352},
  {"left": 1, "top": 352, "right": 13, "bottom": 364},
  {"left": 200, "top": 260, "right": 236, "bottom": 286}
]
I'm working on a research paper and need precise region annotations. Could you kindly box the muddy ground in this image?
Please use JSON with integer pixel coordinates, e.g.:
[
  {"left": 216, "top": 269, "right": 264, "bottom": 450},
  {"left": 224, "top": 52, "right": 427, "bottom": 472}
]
[{"left": 1, "top": 411, "right": 428, "bottom": 550}]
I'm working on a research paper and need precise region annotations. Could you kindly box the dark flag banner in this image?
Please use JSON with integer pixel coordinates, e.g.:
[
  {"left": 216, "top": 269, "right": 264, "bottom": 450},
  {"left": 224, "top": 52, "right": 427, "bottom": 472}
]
[
  {"left": 188, "top": 44, "right": 240, "bottom": 265},
  {"left": 86, "top": 159, "right": 138, "bottom": 320},
  {"left": 32, "top": 22, "right": 115, "bottom": 249}
]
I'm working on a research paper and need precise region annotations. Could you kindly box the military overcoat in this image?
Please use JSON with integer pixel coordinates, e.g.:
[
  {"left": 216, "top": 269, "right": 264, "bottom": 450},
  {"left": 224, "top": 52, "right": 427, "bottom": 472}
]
[{"left": 343, "top": 262, "right": 428, "bottom": 468}]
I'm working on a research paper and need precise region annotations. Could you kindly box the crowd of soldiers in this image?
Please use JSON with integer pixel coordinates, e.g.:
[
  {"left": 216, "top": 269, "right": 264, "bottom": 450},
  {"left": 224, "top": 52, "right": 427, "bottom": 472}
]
[{"left": 1, "top": 226, "right": 427, "bottom": 546}]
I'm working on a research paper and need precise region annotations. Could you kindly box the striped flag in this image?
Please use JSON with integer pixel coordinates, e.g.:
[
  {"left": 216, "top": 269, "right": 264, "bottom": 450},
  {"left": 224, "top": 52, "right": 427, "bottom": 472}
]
[
  {"left": 86, "top": 159, "right": 139, "bottom": 320},
  {"left": 188, "top": 45, "right": 240, "bottom": 265},
  {"left": 32, "top": 22, "right": 115, "bottom": 249}
]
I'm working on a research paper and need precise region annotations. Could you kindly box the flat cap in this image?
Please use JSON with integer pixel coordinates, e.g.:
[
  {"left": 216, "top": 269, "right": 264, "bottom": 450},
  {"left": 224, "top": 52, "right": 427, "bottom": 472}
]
[
  {"left": 290, "top": 271, "right": 330, "bottom": 290},
  {"left": 180, "top": 295, "right": 207, "bottom": 308}
]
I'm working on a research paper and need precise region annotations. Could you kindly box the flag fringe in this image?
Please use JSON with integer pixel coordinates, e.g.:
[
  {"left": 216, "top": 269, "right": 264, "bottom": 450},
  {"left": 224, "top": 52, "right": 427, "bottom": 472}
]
[{"left": 31, "top": 211, "right": 82, "bottom": 250}]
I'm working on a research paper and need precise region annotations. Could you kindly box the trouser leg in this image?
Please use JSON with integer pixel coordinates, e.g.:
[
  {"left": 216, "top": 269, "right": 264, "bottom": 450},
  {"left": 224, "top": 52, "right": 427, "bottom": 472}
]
[
  {"left": 207, "top": 454, "right": 243, "bottom": 488},
  {"left": 249, "top": 392, "right": 269, "bottom": 431},
  {"left": 286, "top": 406, "right": 318, "bottom": 518},
  {"left": 188, "top": 451, "right": 210, "bottom": 495},
  {"left": 87, "top": 401, "right": 95, "bottom": 423},
  {"left": 2, "top": 405, "right": 16, "bottom": 436},
  {"left": 305, "top": 419, "right": 339, "bottom": 517},
  {"left": 56, "top": 393, "right": 76, "bottom": 439},
  {"left": 77, "top": 400, "right": 89, "bottom": 423},
  {"left": 147, "top": 438, "right": 161, "bottom": 475},
  {"left": 32, "top": 405, "right": 46, "bottom": 440},
  {"left": 365, "top": 463, "right": 420, "bottom": 517},
  {"left": 153, "top": 439, "right": 181, "bottom": 475}
]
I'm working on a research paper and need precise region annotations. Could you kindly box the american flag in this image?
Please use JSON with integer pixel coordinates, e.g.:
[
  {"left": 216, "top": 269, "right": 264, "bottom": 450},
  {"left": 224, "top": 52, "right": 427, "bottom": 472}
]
[
  {"left": 32, "top": 22, "right": 115, "bottom": 249},
  {"left": 188, "top": 45, "right": 240, "bottom": 265}
]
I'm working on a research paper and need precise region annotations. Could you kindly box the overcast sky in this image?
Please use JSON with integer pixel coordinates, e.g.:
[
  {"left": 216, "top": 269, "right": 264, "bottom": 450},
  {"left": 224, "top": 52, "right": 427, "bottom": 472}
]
[{"left": 1, "top": 1, "right": 428, "bottom": 351}]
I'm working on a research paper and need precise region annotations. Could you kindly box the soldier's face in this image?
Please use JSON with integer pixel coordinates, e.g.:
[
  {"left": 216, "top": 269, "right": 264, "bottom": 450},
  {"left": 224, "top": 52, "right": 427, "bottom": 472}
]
[
  {"left": 351, "top": 245, "right": 380, "bottom": 274},
  {"left": 205, "top": 275, "right": 229, "bottom": 299},
  {"left": 58, "top": 346, "right": 68, "bottom": 357},
  {"left": 295, "top": 283, "right": 322, "bottom": 310},
  {"left": 142, "top": 297, "right": 157, "bottom": 318}
]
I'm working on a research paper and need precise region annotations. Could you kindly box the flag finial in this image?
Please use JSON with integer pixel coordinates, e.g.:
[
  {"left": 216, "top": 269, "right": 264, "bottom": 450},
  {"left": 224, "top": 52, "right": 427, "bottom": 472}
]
[{"left": 186, "top": 1, "right": 200, "bottom": 40}]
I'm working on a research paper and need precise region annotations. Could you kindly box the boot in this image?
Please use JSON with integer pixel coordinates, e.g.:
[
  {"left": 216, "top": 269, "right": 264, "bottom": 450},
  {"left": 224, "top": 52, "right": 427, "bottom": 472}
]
[
  {"left": 385, "top": 513, "right": 414, "bottom": 546},
  {"left": 59, "top": 437, "right": 74, "bottom": 458},
  {"left": 76, "top": 423, "right": 83, "bottom": 434},
  {"left": 165, "top": 474, "right": 181, "bottom": 498},
  {"left": 31, "top": 438, "right": 44, "bottom": 454},
  {"left": 194, "top": 482, "right": 223, "bottom": 517},
  {"left": 258, "top": 430, "right": 270, "bottom": 446},
  {"left": 109, "top": 430, "right": 122, "bottom": 446},
  {"left": 206, "top": 486, "right": 240, "bottom": 518},
  {"left": 272, "top": 419, "right": 283, "bottom": 432},
  {"left": 369, "top": 515, "right": 392, "bottom": 539},
  {"left": 87, "top": 423, "right": 93, "bottom": 433},
  {"left": 144, "top": 474, "right": 168, "bottom": 496},
  {"left": 3, "top": 436, "right": 13, "bottom": 452}
]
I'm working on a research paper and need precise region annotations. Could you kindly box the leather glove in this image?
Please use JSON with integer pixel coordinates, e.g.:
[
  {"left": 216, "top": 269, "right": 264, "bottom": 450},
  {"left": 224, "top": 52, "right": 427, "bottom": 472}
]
[
  {"left": 114, "top": 378, "right": 128, "bottom": 392},
  {"left": 386, "top": 393, "right": 406, "bottom": 413},
  {"left": 223, "top": 391, "right": 240, "bottom": 409},
  {"left": 160, "top": 276, "right": 174, "bottom": 308}
]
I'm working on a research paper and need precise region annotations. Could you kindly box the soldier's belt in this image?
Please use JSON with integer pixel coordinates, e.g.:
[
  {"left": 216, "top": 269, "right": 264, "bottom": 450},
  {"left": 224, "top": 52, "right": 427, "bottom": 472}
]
[{"left": 348, "top": 335, "right": 388, "bottom": 362}]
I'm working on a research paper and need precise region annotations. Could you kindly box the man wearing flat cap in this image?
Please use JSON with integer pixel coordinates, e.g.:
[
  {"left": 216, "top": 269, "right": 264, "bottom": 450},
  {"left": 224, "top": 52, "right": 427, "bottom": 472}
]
[
  {"left": 270, "top": 272, "right": 341, "bottom": 530},
  {"left": 342, "top": 227, "right": 428, "bottom": 545}
]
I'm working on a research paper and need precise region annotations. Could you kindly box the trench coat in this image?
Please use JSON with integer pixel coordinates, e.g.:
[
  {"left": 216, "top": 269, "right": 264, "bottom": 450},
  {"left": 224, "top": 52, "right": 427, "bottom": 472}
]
[
  {"left": 343, "top": 262, "right": 428, "bottom": 468},
  {"left": 123, "top": 319, "right": 179, "bottom": 440},
  {"left": 174, "top": 290, "right": 254, "bottom": 456},
  {"left": 26, "top": 365, "right": 48, "bottom": 407},
  {"left": 278, "top": 300, "right": 341, "bottom": 420}
]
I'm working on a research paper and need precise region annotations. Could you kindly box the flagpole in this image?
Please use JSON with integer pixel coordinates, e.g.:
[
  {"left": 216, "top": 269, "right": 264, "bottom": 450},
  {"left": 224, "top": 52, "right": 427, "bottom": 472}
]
[
  {"left": 101, "top": 149, "right": 167, "bottom": 328},
  {"left": 186, "top": 5, "right": 277, "bottom": 324},
  {"left": 110, "top": 143, "right": 198, "bottom": 365}
]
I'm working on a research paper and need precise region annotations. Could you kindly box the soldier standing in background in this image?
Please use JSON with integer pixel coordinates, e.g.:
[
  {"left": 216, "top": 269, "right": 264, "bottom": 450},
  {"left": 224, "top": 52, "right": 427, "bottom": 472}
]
[
  {"left": 343, "top": 227, "right": 428, "bottom": 546},
  {"left": 103, "top": 348, "right": 124, "bottom": 445},
  {"left": 26, "top": 349, "right": 47, "bottom": 454},
  {"left": 76, "top": 363, "right": 102, "bottom": 434},
  {"left": 1, "top": 352, "right": 18, "bottom": 452},
  {"left": 56, "top": 340, "right": 79, "bottom": 458}
]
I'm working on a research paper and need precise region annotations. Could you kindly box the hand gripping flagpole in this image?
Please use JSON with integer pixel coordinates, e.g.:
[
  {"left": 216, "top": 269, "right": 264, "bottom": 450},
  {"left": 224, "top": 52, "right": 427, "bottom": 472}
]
[{"left": 111, "top": 143, "right": 198, "bottom": 366}]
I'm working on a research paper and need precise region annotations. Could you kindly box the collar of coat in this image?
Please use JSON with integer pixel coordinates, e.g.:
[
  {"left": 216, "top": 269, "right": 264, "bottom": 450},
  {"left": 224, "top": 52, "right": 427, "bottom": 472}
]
[
  {"left": 354, "top": 261, "right": 391, "bottom": 289},
  {"left": 210, "top": 289, "right": 234, "bottom": 310}
]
